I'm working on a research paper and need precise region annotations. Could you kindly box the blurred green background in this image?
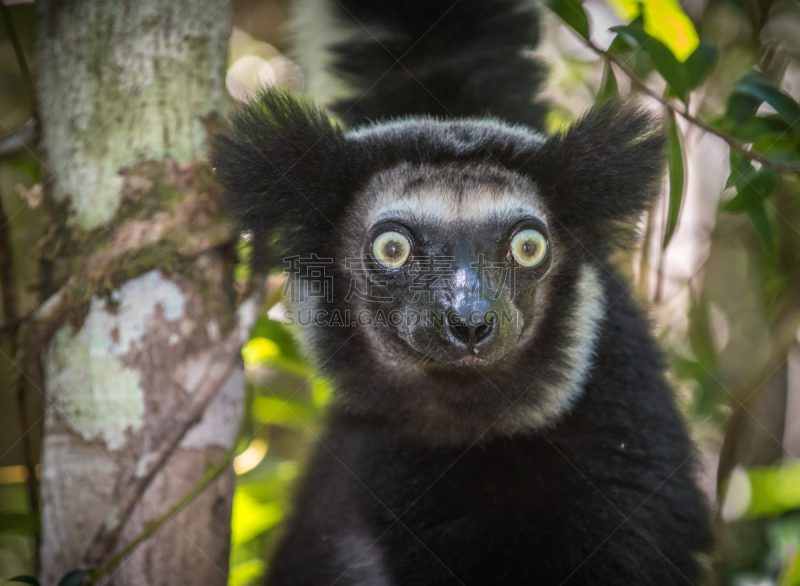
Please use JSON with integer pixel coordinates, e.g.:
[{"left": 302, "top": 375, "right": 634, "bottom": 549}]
[{"left": 2, "top": 0, "right": 800, "bottom": 584}]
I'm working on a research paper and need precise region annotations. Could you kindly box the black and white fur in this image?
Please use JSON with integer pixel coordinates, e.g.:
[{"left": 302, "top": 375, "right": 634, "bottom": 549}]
[{"left": 214, "top": 0, "right": 713, "bottom": 583}]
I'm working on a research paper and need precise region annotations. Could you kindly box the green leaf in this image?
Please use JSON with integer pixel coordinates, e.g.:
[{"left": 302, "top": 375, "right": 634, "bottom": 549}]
[
  {"left": 1, "top": 155, "right": 40, "bottom": 182},
  {"left": 684, "top": 41, "right": 718, "bottom": 89},
  {"left": 724, "top": 92, "right": 762, "bottom": 127},
  {"left": 726, "top": 151, "right": 753, "bottom": 189},
  {"left": 747, "top": 203, "right": 779, "bottom": 263},
  {"left": 0, "top": 512, "right": 39, "bottom": 536},
  {"left": 778, "top": 541, "right": 800, "bottom": 586},
  {"left": 610, "top": 21, "right": 690, "bottom": 101},
  {"left": 57, "top": 570, "right": 88, "bottom": 586},
  {"left": 607, "top": 32, "right": 635, "bottom": 55},
  {"left": 727, "top": 114, "right": 787, "bottom": 143},
  {"left": 252, "top": 396, "right": 316, "bottom": 428},
  {"left": 734, "top": 73, "right": 800, "bottom": 136},
  {"left": 752, "top": 134, "right": 800, "bottom": 165},
  {"left": 721, "top": 167, "right": 778, "bottom": 212},
  {"left": 9, "top": 577, "right": 40, "bottom": 586},
  {"left": 721, "top": 461, "right": 800, "bottom": 520},
  {"left": 596, "top": 62, "right": 618, "bottom": 104},
  {"left": 229, "top": 559, "right": 266, "bottom": 586},
  {"left": 231, "top": 492, "right": 283, "bottom": 545},
  {"left": 547, "top": 0, "right": 590, "bottom": 40},
  {"left": 663, "top": 114, "right": 685, "bottom": 248}
]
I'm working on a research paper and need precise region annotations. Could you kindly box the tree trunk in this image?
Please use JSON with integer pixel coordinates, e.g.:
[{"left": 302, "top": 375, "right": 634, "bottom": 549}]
[{"left": 34, "top": 1, "right": 247, "bottom": 583}]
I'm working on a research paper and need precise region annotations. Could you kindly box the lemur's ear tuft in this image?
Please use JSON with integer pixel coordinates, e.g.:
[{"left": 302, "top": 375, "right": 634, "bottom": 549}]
[
  {"left": 531, "top": 99, "right": 666, "bottom": 234},
  {"left": 213, "top": 90, "right": 351, "bottom": 269}
]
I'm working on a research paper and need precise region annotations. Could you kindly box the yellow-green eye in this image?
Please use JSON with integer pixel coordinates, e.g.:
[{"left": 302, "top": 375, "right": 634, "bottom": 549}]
[
  {"left": 372, "top": 231, "right": 412, "bottom": 268},
  {"left": 510, "top": 229, "right": 548, "bottom": 267}
]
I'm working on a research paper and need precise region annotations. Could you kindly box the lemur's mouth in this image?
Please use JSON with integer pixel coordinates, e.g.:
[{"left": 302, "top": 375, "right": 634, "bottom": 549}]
[
  {"left": 426, "top": 352, "right": 499, "bottom": 371},
  {"left": 450, "top": 354, "right": 492, "bottom": 368}
]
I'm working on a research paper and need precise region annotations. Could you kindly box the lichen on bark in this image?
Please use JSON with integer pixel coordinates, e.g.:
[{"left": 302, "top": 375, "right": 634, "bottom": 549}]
[
  {"left": 36, "top": 0, "right": 229, "bottom": 230},
  {"left": 44, "top": 270, "right": 187, "bottom": 450}
]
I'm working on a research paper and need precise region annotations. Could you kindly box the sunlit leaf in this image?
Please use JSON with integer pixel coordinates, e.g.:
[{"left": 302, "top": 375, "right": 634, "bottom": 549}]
[
  {"left": 610, "top": 21, "right": 690, "bottom": 101},
  {"left": 265, "top": 354, "right": 314, "bottom": 379},
  {"left": 596, "top": 62, "right": 618, "bottom": 104},
  {"left": 311, "top": 377, "right": 334, "bottom": 408},
  {"left": 235, "top": 237, "right": 253, "bottom": 282},
  {"left": 721, "top": 167, "right": 778, "bottom": 212},
  {"left": 547, "top": 0, "right": 590, "bottom": 40},
  {"left": 242, "top": 337, "right": 280, "bottom": 366},
  {"left": 721, "top": 461, "right": 800, "bottom": 520},
  {"left": 229, "top": 559, "right": 266, "bottom": 586},
  {"left": 252, "top": 396, "right": 315, "bottom": 428},
  {"left": 545, "top": 108, "right": 572, "bottom": 135},
  {"left": 663, "top": 114, "right": 685, "bottom": 248},
  {"left": 231, "top": 491, "right": 283, "bottom": 545},
  {"left": 605, "top": 0, "right": 699, "bottom": 61},
  {"left": 250, "top": 317, "right": 304, "bottom": 362}
]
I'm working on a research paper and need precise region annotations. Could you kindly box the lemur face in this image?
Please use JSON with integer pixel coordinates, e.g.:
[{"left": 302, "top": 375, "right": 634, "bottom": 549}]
[
  {"left": 215, "top": 93, "right": 665, "bottom": 442},
  {"left": 341, "top": 163, "right": 555, "bottom": 373}
]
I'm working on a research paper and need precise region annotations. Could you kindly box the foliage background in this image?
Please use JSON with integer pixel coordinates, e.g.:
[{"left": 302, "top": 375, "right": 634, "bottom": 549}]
[{"left": 1, "top": 0, "right": 800, "bottom": 584}]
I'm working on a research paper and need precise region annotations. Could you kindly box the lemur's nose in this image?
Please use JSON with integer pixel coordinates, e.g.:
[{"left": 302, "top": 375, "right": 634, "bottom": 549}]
[{"left": 446, "top": 308, "right": 497, "bottom": 348}]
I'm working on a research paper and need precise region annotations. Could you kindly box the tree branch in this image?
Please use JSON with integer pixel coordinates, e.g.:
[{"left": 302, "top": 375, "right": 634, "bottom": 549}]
[
  {"left": 0, "top": 312, "right": 32, "bottom": 337},
  {"left": 588, "top": 41, "right": 800, "bottom": 175},
  {"left": 0, "top": 119, "right": 37, "bottom": 161}
]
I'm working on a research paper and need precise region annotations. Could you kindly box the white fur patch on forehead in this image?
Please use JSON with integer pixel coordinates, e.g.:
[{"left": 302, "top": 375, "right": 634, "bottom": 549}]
[
  {"left": 371, "top": 191, "right": 545, "bottom": 225},
  {"left": 361, "top": 163, "right": 547, "bottom": 227}
]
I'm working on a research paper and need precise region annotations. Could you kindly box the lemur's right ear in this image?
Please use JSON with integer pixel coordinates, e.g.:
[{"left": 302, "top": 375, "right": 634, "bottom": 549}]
[
  {"left": 530, "top": 99, "right": 666, "bottom": 239},
  {"left": 213, "top": 90, "right": 351, "bottom": 268}
]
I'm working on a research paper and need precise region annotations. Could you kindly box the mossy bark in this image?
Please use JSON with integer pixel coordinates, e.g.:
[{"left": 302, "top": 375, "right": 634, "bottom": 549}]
[{"left": 35, "top": 1, "right": 240, "bottom": 584}]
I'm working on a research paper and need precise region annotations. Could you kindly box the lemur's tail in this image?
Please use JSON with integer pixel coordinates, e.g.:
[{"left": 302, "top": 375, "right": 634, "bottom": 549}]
[{"left": 288, "top": 0, "right": 548, "bottom": 130}]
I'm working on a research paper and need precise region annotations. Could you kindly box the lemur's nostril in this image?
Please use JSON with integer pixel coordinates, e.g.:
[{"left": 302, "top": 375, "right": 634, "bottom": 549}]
[
  {"left": 474, "top": 322, "right": 492, "bottom": 343},
  {"left": 448, "top": 313, "right": 495, "bottom": 347},
  {"left": 449, "top": 318, "right": 472, "bottom": 346}
]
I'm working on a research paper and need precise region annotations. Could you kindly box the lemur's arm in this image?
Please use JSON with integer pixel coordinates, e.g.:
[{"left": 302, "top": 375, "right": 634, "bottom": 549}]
[{"left": 291, "top": 0, "right": 548, "bottom": 129}]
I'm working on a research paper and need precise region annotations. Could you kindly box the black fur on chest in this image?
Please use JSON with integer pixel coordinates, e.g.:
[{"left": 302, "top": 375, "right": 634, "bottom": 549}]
[{"left": 267, "top": 290, "right": 712, "bottom": 586}]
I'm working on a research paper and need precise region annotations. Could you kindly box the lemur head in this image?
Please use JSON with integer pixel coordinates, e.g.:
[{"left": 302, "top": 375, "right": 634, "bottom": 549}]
[{"left": 215, "top": 91, "right": 665, "bottom": 444}]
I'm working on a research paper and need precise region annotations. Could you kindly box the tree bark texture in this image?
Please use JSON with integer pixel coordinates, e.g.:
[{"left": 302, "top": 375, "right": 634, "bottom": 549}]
[{"left": 34, "top": 1, "right": 246, "bottom": 584}]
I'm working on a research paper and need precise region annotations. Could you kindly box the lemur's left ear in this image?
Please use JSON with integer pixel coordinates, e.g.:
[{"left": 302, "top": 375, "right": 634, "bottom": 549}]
[
  {"left": 531, "top": 99, "right": 666, "bottom": 234},
  {"left": 213, "top": 90, "right": 352, "bottom": 269}
]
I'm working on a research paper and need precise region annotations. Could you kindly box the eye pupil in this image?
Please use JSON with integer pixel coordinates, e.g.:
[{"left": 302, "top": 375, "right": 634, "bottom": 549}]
[{"left": 522, "top": 242, "right": 533, "bottom": 255}]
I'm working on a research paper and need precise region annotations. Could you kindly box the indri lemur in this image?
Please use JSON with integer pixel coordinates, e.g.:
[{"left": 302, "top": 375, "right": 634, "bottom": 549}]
[{"left": 214, "top": 0, "right": 714, "bottom": 583}]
